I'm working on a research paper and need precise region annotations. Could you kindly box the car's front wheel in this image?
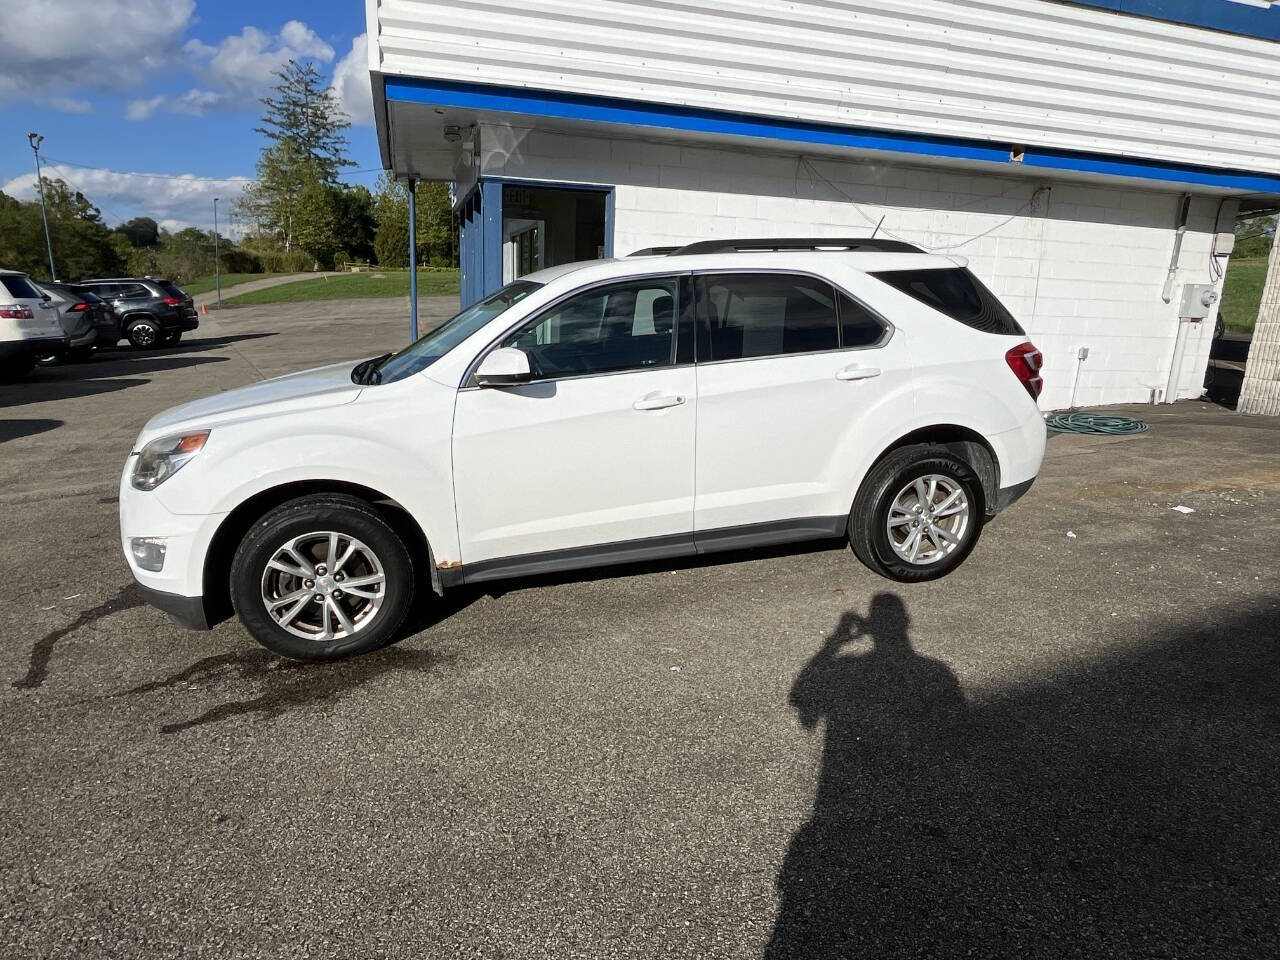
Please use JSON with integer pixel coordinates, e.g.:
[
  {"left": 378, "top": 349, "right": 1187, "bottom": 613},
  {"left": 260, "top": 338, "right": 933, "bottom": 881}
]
[
  {"left": 848, "top": 445, "right": 984, "bottom": 582},
  {"left": 127, "top": 319, "right": 161, "bottom": 349},
  {"left": 230, "top": 494, "right": 416, "bottom": 661}
]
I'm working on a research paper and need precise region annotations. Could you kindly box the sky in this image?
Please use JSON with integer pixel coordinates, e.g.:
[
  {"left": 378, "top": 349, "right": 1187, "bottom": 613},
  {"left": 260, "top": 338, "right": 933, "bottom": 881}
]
[{"left": 0, "top": 0, "right": 380, "bottom": 234}]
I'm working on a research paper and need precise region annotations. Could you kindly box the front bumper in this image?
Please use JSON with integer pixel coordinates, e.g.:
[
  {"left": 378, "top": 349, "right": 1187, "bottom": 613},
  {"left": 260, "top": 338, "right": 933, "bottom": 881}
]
[
  {"left": 119, "top": 461, "right": 225, "bottom": 631},
  {"left": 135, "top": 584, "right": 209, "bottom": 630}
]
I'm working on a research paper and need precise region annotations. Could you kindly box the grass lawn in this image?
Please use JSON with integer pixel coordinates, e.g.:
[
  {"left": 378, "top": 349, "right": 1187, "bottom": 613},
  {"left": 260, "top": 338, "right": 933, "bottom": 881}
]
[
  {"left": 182, "top": 272, "right": 285, "bottom": 296},
  {"left": 224, "top": 269, "right": 460, "bottom": 305},
  {"left": 1221, "top": 257, "right": 1268, "bottom": 335}
]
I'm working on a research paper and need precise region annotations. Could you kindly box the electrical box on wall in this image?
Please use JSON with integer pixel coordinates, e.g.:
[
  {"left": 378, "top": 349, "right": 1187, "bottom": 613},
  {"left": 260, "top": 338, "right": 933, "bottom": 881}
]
[{"left": 1178, "top": 283, "right": 1219, "bottom": 320}]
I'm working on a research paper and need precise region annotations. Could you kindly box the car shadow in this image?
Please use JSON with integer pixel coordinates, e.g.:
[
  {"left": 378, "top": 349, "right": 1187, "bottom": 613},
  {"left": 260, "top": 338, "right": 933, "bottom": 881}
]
[
  {"left": 0, "top": 418, "right": 63, "bottom": 443},
  {"left": 94, "top": 331, "right": 277, "bottom": 361},
  {"left": 0, "top": 376, "right": 149, "bottom": 409},
  {"left": 765, "top": 593, "right": 1280, "bottom": 958}
]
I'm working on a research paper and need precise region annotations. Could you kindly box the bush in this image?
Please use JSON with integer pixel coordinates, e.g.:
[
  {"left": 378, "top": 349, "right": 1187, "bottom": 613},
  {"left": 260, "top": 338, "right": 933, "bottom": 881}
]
[
  {"left": 332, "top": 249, "right": 350, "bottom": 271},
  {"left": 220, "top": 247, "right": 263, "bottom": 274},
  {"left": 255, "top": 248, "right": 317, "bottom": 273}
]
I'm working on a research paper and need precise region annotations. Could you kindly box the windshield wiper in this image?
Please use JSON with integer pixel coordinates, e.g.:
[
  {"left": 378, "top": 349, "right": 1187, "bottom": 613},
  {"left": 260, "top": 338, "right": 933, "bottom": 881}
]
[{"left": 351, "top": 353, "right": 392, "bottom": 386}]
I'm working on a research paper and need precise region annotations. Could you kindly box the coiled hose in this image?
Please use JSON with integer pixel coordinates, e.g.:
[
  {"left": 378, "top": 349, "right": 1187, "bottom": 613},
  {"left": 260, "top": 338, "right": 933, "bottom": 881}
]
[{"left": 1045, "top": 411, "right": 1149, "bottom": 435}]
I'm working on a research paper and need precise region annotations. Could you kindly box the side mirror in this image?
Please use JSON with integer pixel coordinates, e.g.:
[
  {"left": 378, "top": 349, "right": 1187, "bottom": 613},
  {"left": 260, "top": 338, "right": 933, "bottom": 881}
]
[{"left": 475, "top": 347, "right": 532, "bottom": 386}]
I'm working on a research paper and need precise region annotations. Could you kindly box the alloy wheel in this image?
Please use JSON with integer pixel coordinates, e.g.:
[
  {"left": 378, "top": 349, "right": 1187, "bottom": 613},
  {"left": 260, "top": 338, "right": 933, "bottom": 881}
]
[
  {"left": 260, "top": 531, "right": 387, "bottom": 641},
  {"left": 885, "top": 474, "right": 970, "bottom": 565}
]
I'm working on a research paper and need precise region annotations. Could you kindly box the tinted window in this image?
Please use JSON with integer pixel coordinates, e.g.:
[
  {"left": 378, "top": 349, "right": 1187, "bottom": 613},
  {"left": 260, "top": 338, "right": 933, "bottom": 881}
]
[
  {"left": 838, "top": 291, "right": 887, "bottom": 348},
  {"left": 504, "top": 277, "right": 678, "bottom": 379},
  {"left": 873, "top": 268, "right": 1023, "bottom": 335},
  {"left": 698, "top": 274, "right": 839, "bottom": 361},
  {"left": 1, "top": 275, "right": 44, "bottom": 300},
  {"left": 379, "top": 281, "right": 541, "bottom": 383},
  {"left": 160, "top": 281, "right": 188, "bottom": 299},
  {"left": 121, "top": 284, "right": 149, "bottom": 299}
]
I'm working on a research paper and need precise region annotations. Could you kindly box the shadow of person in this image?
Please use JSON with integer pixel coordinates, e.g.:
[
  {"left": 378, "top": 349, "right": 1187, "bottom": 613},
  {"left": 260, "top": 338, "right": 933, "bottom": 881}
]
[{"left": 765, "top": 593, "right": 968, "bottom": 959}]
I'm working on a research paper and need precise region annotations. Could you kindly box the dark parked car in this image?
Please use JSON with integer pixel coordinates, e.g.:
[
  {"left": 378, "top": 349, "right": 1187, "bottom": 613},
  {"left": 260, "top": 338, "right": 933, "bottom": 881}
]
[
  {"left": 34, "top": 282, "right": 122, "bottom": 362},
  {"left": 78, "top": 277, "right": 198, "bottom": 348}
]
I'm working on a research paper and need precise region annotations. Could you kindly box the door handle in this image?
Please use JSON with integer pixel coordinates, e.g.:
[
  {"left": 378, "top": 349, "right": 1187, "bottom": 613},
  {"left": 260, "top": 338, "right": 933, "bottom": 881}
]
[
  {"left": 633, "top": 393, "right": 686, "bottom": 411},
  {"left": 836, "top": 364, "right": 882, "bottom": 381}
]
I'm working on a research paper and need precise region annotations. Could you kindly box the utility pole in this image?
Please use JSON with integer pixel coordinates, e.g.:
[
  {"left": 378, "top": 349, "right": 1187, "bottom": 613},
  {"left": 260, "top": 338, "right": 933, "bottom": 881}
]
[
  {"left": 212, "top": 198, "right": 222, "bottom": 307},
  {"left": 27, "top": 133, "right": 56, "bottom": 281},
  {"left": 407, "top": 178, "right": 419, "bottom": 340}
]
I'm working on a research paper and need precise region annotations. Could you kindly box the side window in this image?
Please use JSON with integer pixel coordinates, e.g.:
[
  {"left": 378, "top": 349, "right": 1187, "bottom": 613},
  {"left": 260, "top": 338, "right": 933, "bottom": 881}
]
[
  {"left": 121, "top": 284, "right": 148, "bottom": 300},
  {"left": 88, "top": 283, "right": 117, "bottom": 298},
  {"left": 697, "top": 274, "right": 839, "bottom": 361},
  {"left": 502, "top": 277, "right": 679, "bottom": 379},
  {"left": 838, "top": 291, "right": 887, "bottom": 348}
]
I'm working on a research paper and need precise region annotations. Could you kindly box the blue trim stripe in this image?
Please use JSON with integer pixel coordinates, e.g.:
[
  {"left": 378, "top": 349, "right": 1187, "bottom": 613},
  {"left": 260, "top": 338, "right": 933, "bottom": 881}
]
[
  {"left": 1062, "top": 0, "right": 1280, "bottom": 43},
  {"left": 384, "top": 76, "right": 1280, "bottom": 197}
]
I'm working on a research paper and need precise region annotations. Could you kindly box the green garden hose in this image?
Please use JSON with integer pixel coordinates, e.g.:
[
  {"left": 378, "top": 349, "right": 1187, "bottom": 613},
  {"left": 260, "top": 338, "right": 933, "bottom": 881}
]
[{"left": 1045, "top": 411, "right": 1149, "bottom": 435}]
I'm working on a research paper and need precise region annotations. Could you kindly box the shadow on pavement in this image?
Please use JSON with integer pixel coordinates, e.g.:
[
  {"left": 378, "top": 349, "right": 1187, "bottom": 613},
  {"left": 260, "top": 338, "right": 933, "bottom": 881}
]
[
  {"left": 0, "top": 418, "right": 63, "bottom": 443},
  {"left": 766, "top": 593, "right": 1280, "bottom": 958},
  {"left": 124, "top": 644, "right": 451, "bottom": 735},
  {"left": 1204, "top": 331, "right": 1250, "bottom": 409},
  {"left": 93, "top": 331, "right": 277, "bottom": 361},
  {"left": 0, "top": 376, "right": 148, "bottom": 409}
]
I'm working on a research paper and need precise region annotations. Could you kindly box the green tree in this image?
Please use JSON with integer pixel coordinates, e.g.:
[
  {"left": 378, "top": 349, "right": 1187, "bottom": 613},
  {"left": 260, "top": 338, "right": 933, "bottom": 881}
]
[
  {"left": 292, "top": 173, "right": 338, "bottom": 267},
  {"left": 116, "top": 216, "right": 160, "bottom": 248},
  {"left": 331, "top": 184, "right": 376, "bottom": 264},
  {"left": 255, "top": 59, "right": 352, "bottom": 185},
  {"left": 372, "top": 175, "right": 457, "bottom": 268},
  {"left": 0, "top": 179, "right": 123, "bottom": 281}
]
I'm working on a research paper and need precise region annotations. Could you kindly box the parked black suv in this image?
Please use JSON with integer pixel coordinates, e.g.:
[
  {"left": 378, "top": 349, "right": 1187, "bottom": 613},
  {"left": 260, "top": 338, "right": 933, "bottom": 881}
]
[{"left": 78, "top": 277, "right": 199, "bottom": 348}]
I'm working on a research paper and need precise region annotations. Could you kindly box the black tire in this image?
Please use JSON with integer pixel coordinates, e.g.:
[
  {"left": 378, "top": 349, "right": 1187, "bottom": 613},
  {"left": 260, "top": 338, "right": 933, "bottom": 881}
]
[
  {"left": 230, "top": 494, "right": 416, "bottom": 661},
  {"left": 0, "top": 355, "right": 36, "bottom": 382},
  {"left": 127, "top": 319, "right": 161, "bottom": 349},
  {"left": 848, "top": 444, "right": 985, "bottom": 583},
  {"left": 34, "top": 350, "right": 64, "bottom": 366}
]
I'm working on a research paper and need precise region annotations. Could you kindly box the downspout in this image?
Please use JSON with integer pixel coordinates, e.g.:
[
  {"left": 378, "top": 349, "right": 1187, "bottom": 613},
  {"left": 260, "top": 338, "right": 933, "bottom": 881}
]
[
  {"left": 408, "top": 177, "right": 418, "bottom": 341},
  {"left": 1162, "top": 193, "right": 1191, "bottom": 304},
  {"left": 1162, "top": 194, "right": 1192, "bottom": 402}
]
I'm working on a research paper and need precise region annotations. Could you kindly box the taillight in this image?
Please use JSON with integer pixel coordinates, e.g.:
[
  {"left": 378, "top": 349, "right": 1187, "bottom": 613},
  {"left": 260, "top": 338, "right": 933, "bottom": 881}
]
[
  {"left": 70, "top": 301, "right": 91, "bottom": 312},
  {"left": 0, "top": 304, "right": 34, "bottom": 319},
  {"left": 1005, "top": 341, "right": 1044, "bottom": 400},
  {"left": 163, "top": 296, "right": 183, "bottom": 306}
]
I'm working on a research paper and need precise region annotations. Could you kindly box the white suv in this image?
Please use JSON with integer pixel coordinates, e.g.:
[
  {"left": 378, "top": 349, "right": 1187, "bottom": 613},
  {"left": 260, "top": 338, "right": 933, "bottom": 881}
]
[
  {"left": 1, "top": 269, "right": 68, "bottom": 380},
  {"left": 119, "top": 239, "right": 1046, "bottom": 660}
]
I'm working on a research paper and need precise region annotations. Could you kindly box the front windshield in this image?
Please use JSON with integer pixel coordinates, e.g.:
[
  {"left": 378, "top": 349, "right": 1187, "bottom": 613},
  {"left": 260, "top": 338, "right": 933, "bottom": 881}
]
[{"left": 376, "top": 280, "right": 542, "bottom": 383}]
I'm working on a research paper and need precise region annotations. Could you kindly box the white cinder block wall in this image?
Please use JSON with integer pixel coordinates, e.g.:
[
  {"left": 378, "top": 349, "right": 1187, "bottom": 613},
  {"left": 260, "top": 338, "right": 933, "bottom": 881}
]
[{"left": 478, "top": 126, "right": 1233, "bottom": 411}]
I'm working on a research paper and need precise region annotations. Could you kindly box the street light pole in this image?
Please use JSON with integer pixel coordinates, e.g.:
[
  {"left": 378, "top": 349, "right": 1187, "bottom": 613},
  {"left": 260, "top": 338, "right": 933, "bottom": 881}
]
[
  {"left": 27, "top": 133, "right": 56, "bottom": 281},
  {"left": 212, "top": 197, "right": 222, "bottom": 307},
  {"left": 407, "top": 178, "right": 419, "bottom": 340}
]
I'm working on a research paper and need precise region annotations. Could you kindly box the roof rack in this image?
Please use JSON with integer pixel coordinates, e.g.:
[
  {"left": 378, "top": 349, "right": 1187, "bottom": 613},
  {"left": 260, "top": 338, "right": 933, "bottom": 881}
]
[
  {"left": 628, "top": 246, "right": 681, "bottom": 256},
  {"left": 669, "top": 238, "right": 924, "bottom": 256}
]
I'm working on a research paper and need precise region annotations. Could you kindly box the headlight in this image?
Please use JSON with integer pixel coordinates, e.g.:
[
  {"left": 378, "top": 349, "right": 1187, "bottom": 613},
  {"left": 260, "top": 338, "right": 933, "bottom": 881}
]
[{"left": 131, "top": 430, "right": 209, "bottom": 491}]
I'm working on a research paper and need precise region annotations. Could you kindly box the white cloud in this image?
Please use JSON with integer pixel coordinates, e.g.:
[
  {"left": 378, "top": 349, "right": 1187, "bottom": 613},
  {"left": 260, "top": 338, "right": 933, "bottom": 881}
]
[
  {"left": 331, "top": 34, "right": 373, "bottom": 127},
  {"left": 0, "top": 0, "right": 195, "bottom": 104},
  {"left": 132, "top": 20, "right": 337, "bottom": 119},
  {"left": 2, "top": 165, "right": 253, "bottom": 232},
  {"left": 48, "top": 97, "right": 93, "bottom": 115},
  {"left": 126, "top": 96, "right": 167, "bottom": 121}
]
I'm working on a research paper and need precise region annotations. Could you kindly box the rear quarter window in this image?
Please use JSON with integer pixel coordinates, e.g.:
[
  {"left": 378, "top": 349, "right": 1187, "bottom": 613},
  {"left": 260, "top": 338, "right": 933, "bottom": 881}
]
[
  {"left": 873, "top": 268, "right": 1024, "bottom": 335},
  {"left": 1, "top": 275, "right": 44, "bottom": 300},
  {"left": 159, "top": 281, "right": 188, "bottom": 299}
]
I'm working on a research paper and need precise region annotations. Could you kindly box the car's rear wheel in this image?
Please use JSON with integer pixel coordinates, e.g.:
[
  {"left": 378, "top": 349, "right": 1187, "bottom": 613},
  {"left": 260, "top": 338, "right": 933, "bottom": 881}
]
[
  {"left": 848, "top": 444, "right": 984, "bottom": 582},
  {"left": 230, "top": 494, "right": 416, "bottom": 661},
  {"left": 127, "top": 319, "right": 161, "bottom": 349}
]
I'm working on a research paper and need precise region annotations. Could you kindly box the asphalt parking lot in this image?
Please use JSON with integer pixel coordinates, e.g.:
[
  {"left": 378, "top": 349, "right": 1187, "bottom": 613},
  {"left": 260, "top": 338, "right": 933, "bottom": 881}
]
[{"left": 3, "top": 300, "right": 1279, "bottom": 959}]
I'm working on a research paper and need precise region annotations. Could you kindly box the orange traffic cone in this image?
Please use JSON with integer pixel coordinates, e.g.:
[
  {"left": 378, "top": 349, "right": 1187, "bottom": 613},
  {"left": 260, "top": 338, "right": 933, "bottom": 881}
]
[{"left": 201, "top": 302, "right": 208, "bottom": 315}]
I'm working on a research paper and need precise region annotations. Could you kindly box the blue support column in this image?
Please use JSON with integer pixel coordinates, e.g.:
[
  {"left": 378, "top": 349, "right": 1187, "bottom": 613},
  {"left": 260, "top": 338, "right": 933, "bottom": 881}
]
[{"left": 407, "top": 177, "right": 418, "bottom": 340}]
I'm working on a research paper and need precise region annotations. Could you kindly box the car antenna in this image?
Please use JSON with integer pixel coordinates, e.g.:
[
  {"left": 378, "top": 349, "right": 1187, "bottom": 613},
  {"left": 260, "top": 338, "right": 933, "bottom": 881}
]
[{"left": 871, "top": 215, "right": 885, "bottom": 239}]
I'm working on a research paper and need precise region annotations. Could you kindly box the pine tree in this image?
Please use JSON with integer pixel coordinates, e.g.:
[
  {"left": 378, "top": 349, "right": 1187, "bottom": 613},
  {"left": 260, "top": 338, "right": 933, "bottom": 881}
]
[{"left": 254, "top": 59, "right": 353, "bottom": 184}]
